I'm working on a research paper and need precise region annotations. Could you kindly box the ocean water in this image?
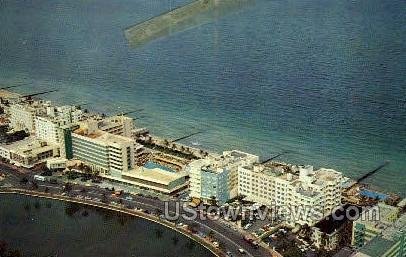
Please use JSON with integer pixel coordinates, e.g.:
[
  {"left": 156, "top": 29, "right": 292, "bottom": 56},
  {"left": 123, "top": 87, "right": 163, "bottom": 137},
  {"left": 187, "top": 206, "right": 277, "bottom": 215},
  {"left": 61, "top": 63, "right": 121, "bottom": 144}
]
[{"left": 0, "top": 0, "right": 405, "bottom": 195}]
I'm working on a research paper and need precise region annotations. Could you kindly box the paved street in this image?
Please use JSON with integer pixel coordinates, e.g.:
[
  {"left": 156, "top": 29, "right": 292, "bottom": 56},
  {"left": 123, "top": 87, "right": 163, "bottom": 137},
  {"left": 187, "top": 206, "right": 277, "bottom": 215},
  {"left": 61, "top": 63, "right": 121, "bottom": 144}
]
[{"left": 0, "top": 162, "right": 275, "bottom": 257}]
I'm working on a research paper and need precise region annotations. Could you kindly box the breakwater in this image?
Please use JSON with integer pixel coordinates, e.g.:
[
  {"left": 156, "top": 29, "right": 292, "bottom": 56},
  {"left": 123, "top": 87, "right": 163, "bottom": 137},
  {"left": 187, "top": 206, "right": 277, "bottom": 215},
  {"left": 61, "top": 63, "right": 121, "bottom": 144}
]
[{"left": 124, "top": 0, "right": 253, "bottom": 47}]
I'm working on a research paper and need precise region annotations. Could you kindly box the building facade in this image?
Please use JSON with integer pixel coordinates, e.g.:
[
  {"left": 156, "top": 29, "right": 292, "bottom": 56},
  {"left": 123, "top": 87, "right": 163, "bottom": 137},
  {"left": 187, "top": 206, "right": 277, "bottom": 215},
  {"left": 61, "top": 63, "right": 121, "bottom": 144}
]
[
  {"left": 187, "top": 150, "right": 259, "bottom": 204},
  {"left": 9, "top": 104, "right": 37, "bottom": 132},
  {"left": 71, "top": 120, "right": 135, "bottom": 176},
  {"left": 0, "top": 137, "right": 59, "bottom": 168},
  {"left": 352, "top": 203, "right": 401, "bottom": 248},
  {"left": 238, "top": 164, "right": 343, "bottom": 226},
  {"left": 97, "top": 115, "right": 134, "bottom": 137}
]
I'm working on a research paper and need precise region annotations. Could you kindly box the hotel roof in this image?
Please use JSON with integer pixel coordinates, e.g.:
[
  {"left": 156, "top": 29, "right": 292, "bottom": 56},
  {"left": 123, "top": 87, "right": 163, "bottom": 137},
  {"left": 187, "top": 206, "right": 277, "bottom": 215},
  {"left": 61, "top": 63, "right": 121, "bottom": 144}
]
[
  {"left": 73, "top": 126, "right": 133, "bottom": 146},
  {"left": 122, "top": 167, "right": 186, "bottom": 186}
]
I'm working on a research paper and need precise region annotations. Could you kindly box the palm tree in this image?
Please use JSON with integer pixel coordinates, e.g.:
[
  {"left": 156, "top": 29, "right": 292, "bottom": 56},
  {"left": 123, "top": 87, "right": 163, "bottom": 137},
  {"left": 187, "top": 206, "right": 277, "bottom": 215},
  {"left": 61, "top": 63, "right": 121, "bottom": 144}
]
[
  {"left": 155, "top": 208, "right": 163, "bottom": 216},
  {"left": 207, "top": 230, "right": 215, "bottom": 240}
]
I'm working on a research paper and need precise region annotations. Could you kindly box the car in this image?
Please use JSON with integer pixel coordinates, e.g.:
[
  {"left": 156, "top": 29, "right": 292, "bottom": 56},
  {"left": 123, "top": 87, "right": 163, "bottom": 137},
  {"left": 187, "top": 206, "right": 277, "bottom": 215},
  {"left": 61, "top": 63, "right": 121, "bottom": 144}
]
[
  {"left": 213, "top": 242, "right": 219, "bottom": 248},
  {"left": 238, "top": 248, "right": 246, "bottom": 254},
  {"left": 226, "top": 251, "right": 233, "bottom": 257},
  {"left": 243, "top": 223, "right": 252, "bottom": 230}
]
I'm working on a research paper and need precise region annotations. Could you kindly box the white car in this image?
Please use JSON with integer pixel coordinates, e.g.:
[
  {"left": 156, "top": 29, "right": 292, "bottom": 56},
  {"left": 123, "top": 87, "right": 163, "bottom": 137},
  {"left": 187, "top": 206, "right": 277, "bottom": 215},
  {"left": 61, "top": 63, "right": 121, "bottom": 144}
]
[
  {"left": 238, "top": 248, "right": 246, "bottom": 254},
  {"left": 243, "top": 223, "right": 252, "bottom": 230}
]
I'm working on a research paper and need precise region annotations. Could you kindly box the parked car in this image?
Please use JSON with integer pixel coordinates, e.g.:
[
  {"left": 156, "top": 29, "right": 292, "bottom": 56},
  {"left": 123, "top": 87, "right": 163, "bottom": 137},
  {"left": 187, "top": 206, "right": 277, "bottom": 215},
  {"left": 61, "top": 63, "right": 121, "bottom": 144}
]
[{"left": 238, "top": 248, "right": 246, "bottom": 254}]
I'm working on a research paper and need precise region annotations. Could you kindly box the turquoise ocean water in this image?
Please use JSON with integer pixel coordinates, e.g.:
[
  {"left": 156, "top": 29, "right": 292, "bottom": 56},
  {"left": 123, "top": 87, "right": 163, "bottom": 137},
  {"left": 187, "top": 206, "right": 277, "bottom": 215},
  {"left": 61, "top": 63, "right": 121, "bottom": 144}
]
[{"left": 0, "top": 0, "right": 405, "bottom": 195}]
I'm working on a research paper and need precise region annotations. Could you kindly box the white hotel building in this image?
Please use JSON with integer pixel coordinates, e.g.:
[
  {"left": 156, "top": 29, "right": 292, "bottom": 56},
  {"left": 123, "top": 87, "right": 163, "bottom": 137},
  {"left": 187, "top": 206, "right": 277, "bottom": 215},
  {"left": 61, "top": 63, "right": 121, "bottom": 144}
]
[
  {"left": 71, "top": 120, "right": 136, "bottom": 176},
  {"left": 238, "top": 164, "right": 343, "bottom": 226},
  {"left": 187, "top": 150, "right": 259, "bottom": 204}
]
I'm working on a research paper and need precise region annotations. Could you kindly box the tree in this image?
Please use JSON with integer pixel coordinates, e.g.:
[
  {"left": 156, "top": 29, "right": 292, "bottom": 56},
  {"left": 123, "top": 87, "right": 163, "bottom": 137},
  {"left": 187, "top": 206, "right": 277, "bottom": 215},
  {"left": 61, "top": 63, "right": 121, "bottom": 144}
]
[
  {"left": 155, "top": 208, "right": 163, "bottom": 216},
  {"left": 44, "top": 187, "right": 49, "bottom": 193},
  {"left": 63, "top": 182, "right": 73, "bottom": 192},
  {"left": 101, "top": 195, "right": 108, "bottom": 204},
  {"left": 31, "top": 181, "right": 39, "bottom": 190},
  {"left": 19, "top": 177, "right": 28, "bottom": 184},
  {"left": 207, "top": 230, "right": 215, "bottom": 240}
]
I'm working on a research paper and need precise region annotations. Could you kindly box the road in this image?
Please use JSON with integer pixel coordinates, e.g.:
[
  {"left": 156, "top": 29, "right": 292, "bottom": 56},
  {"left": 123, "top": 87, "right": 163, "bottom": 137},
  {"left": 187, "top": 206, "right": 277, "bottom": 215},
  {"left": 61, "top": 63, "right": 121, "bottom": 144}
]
[{"left": 0, "top": 162, "right": 274, "bottom": 257}]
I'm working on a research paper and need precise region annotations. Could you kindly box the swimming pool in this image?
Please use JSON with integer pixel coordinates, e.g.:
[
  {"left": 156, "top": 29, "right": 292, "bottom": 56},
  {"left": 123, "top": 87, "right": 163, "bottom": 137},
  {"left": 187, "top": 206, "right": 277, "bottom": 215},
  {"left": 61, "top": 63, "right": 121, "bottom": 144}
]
[
  {"left": 360, "top": 189, "right": 389, "bottom": 200},
  {"left": 143, "top": 161, "right": 175, "bottom": 173}
]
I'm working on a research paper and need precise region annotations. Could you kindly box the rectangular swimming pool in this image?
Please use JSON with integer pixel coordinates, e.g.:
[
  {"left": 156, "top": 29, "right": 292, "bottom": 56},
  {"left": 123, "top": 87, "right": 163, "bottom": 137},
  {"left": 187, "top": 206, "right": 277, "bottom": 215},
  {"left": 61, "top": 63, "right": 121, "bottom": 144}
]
[{"left": 143, "top": 161, "right": 175, "bottom": 173}]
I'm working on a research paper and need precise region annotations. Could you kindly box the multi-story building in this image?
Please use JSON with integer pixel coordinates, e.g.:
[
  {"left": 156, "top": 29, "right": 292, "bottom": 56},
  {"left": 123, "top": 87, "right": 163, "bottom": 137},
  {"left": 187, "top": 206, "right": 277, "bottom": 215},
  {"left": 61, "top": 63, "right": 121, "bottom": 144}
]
[
  {"left": 9, "top": 103, "right": 38, "bottom": 132},
  {"left": 187, "top": 150, "right": 259, "bottom": 204},
  {"left": 8, "top": 100, "right": 83, "bottom": 134},
  {"left": 352, "top": 203, "right": 405, "bottom": 257},
  {"left": 51, "top": 105, "right": 83, "bottom": 123},
  {"left": 352, "top": 203, "right": 401, "bottom": 248},
  {"left": 238, "top": 164, "right": 342, "bottom": 226},
  {"left": 200, "top": 164, "right": 230, "bottom": 204},
  {"left": 71, "top": 120, "right": 136, "bottom": 176},
  {"left": 97, "top": 115, "right": 134, "bottom": 137},
  {"left": 70, "top": 119, "right": 187, "bottom": 194},
  {"left": 34, "top": 105, "right": 84, "bottom": 158},
  {"left": 0, "top": 137, "right": 59, "bottom": 168},
  {"left": 35, "top": 116, "right": 68, "bottom": 145},
  {"left": 311, "top": 204, "right": 362, "bottom": 250}
]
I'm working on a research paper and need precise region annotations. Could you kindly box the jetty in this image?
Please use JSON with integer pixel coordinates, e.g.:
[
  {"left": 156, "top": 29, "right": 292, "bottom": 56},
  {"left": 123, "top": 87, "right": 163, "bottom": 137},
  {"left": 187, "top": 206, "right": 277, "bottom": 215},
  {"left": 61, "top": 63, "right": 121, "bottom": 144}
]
[{"left": 124, "top": 0, "right": 253, "bottom": 47}]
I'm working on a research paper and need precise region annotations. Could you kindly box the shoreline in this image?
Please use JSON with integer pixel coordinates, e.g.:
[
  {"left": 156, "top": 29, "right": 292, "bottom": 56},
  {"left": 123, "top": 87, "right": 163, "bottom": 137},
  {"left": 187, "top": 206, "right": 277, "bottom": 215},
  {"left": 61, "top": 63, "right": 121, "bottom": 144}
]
[
  {"left": 1, "top": 88, "right": 403, "bottom": 198},
  {"left": 0, "top": 188, "right": 222, "bottom": 257}
]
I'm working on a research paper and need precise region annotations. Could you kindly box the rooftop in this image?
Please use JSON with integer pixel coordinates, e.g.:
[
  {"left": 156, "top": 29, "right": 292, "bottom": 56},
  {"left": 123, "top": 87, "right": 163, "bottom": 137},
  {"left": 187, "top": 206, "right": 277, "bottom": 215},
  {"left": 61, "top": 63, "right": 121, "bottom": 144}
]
[
  {"left": 122, "top": 166, "right": 187, "bottom": 185},
  {"left": 314, "top": 204, "right": 363, "bottom": 234},
  {"left": 73, "top": 125, "right": 133, "bottom": 146},
  {"left": 0, "top": 136, "right": 57, "bottom": 155}
]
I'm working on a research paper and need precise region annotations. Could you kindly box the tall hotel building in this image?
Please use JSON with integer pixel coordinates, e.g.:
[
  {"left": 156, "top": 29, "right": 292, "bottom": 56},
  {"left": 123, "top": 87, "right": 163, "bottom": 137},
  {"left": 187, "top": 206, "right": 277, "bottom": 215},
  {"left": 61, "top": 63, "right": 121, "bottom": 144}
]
[
  {"left": 238, "top": 164, "right": 343, "bottom": 226},
  {"left": 187, "top": 150, "right": 259, "bottom": 204},
  {"left": 71, "top": 120, "right": 135, "bottom": 176}
]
